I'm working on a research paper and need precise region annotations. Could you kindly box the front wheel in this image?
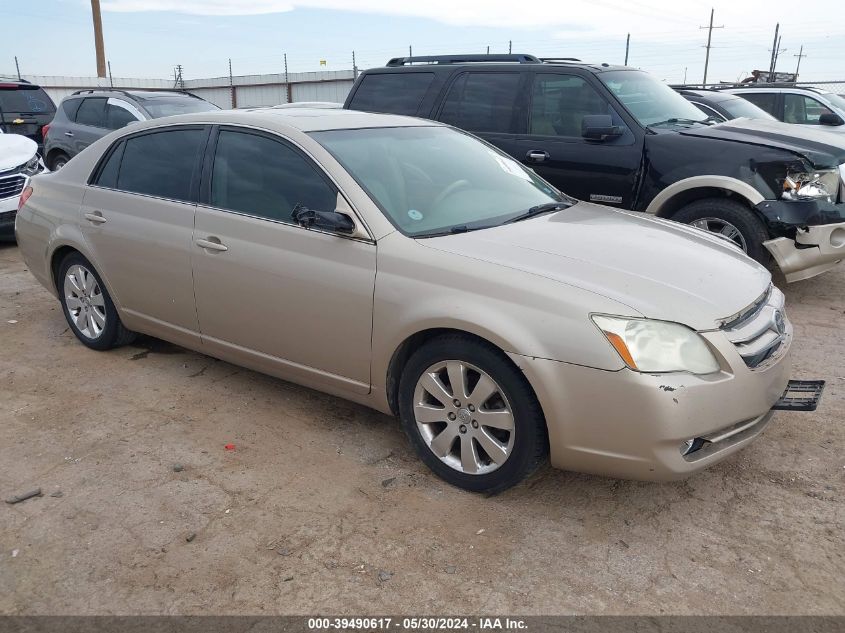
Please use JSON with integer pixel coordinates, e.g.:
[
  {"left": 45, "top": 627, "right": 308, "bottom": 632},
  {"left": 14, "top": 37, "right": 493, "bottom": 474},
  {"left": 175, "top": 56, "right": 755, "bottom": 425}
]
[
  {"left": 673, "top": 198, "right": 771, "bottom": 264},
  {"left": 398, "top": 335, "right": 548, "bottom": 493},
  {"left": 58, "top": 252, "right": 136, "bottom": 350}
]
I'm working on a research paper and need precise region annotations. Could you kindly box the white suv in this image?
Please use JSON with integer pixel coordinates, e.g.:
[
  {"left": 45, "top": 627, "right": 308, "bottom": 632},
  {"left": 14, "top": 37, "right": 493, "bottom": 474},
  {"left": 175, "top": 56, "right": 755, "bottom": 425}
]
[{"left": 724, "top": 86, "right": 845, "bottom": 130}]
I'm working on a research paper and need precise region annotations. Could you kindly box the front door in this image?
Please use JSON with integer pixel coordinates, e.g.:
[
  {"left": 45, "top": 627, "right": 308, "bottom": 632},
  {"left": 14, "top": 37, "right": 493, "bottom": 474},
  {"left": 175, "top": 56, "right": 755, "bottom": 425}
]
[
  {"left": 80, "top": 125, "right": 207, "bottom": 344},
  {"left": 501, "top": 73, "right": 643, "bottom": 208},
  {"left": 191, "top": 127, "right": 377, "bottom": 393}
]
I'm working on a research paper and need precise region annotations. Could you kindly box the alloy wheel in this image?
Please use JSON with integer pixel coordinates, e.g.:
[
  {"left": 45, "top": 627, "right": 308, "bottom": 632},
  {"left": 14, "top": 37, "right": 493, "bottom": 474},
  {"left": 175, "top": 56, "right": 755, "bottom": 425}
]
[
  {"left": 690, "top": 217, "right": 748, "bottom": 252},
  {"left": 413, "top": 360, "right": 515, "bottom": 475},
  {"left": 63, "top": 264, "right": 107, "bottom": 339}
]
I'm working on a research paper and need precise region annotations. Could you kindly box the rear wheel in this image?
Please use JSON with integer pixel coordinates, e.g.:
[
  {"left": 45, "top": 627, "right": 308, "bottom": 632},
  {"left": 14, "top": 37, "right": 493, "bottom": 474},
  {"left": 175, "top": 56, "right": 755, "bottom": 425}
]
[
  {"left": 48, "top": 152, "right": 70, "bottom": 171},
  {"left": 673, "top": 198, "right": 771, "bottom": 264},
  {"left": 58, "top": 252, "right": 136, "bottom": 350},
  {"left": 398, "top": 335, "right": 548, "bottom": 493}
]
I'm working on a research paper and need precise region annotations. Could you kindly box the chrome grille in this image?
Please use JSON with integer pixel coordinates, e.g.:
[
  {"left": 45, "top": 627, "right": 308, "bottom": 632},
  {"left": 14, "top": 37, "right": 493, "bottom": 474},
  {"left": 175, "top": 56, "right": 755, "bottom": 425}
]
[
  {"left": 0, "top": 174, "right": 25, "bottom": 200},
  {"left": 721, "top": 285, "right": 789, "bottom": 369}
]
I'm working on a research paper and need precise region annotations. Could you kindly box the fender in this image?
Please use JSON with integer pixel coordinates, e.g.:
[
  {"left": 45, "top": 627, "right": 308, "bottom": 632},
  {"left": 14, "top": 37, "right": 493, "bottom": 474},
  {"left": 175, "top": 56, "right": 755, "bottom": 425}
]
[{"left": 645, "top": 175, "right": 765, "bottom": 216}]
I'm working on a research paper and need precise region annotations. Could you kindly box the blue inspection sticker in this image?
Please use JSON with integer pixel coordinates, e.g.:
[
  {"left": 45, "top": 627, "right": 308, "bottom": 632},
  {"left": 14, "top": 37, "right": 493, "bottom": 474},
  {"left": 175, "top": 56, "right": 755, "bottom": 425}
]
[{"left": 408, "top": 209, "right": 423, "bottom": 221}]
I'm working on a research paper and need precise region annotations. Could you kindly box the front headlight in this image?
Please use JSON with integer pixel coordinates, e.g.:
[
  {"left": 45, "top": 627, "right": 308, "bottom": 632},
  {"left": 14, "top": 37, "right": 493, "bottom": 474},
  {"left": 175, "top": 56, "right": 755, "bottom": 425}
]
[
  {"left": 592, "top": 315, "right": 720, "bottom": 375},
  {"left": 21, "top": 155, "right": 41, "bottom": 177},
  {"left": 782, "top": 167, "right": 839, "bottom": 201}
]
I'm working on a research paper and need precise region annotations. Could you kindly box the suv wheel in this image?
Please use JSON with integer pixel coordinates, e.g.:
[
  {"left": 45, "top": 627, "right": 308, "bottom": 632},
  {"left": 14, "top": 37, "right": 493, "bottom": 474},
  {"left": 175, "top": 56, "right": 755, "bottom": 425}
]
[
  {"left": 673, "top": 198, "right": 771, "bottom": 264},
  {"left": 48, "top": 152, "right": 70, "bottom": 171},
  {"left": 398, "top": 334, "right": 548, "bottom": 493},
  {"left": 58, "top": 252, "right": 136, "bottom": 350}
]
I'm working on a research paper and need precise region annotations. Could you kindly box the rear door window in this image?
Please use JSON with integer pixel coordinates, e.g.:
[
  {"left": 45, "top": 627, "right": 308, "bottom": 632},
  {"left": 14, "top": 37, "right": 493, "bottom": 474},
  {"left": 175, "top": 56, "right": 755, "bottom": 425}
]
[
  {"left": 61, "top": 98, "right": 83, "bottom": 121},
  {"left": 438, "top": 72, "right": 522, "bottom": 134},
  {"left": 116, "top": 128, "right": 205, "bottom": 203},
  {"left": 741, "top": 92, "right": 778, "bottom": 117},
  {"left": 348, "top": 73, "right": 434, "bottom": 115},
  {"left": 75, "top": 98, "right": 107, "bottom": 128}
]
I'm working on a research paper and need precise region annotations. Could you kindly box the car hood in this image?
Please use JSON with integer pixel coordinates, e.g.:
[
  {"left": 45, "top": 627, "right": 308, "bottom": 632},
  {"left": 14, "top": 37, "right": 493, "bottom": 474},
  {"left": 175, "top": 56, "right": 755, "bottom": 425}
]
[
  {"left": 679, "top": 118, "right": 845, "bottom": 167},
  {"left": 0, "top": 133, "right": 37, "bottom": 172},
  {"left": 419, "top": 201, "right": 771, "bottom": 331}
]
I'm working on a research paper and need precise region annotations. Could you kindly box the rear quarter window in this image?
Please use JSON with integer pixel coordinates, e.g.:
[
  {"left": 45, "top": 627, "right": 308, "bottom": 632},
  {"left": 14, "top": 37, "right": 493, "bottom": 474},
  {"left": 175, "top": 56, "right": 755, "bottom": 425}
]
[
  {"left": 348, "top": 72, "right": 434, "bottom": 115},
  {"left": 61, "top": 98, "right": 83, "bottom": 121}
]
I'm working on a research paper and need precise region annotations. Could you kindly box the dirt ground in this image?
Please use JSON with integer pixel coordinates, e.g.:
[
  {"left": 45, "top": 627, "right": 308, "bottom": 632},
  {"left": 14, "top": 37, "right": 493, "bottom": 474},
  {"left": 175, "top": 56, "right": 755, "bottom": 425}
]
[{"left": 0, "top": 241, "right": 843, "bottom": 616}]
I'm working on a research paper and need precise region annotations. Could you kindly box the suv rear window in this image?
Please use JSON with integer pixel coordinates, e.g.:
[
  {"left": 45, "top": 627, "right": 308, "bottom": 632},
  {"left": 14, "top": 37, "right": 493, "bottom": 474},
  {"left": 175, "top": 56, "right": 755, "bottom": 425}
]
[
  {"left": 0, "top": 84, "right": 55, "bottom": 114},
  {"left": 348, "top": 73, "right": 434, "bottom": 116}
]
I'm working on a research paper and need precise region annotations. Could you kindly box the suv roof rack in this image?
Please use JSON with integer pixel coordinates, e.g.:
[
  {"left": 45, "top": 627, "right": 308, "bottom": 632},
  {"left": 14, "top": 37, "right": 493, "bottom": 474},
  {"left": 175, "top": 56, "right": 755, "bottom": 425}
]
[
  {"left": 385, "top": 53, "right": 541, "bottom": 66},
  {"left": 71, "top": 87, "right": 202, "bottom": 99},
  {"left": 539, "top": 57, "right": 582, "bottom": 63}
]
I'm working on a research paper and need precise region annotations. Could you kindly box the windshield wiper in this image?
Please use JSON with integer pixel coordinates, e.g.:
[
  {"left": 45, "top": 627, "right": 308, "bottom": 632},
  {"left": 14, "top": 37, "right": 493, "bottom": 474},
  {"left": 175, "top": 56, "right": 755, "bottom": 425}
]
[
  {"left": 505, "top": 201, "right": 572, "bottom": 224},
  {"left": 648, "top": 117, "right": 707, "bottom": 129}
]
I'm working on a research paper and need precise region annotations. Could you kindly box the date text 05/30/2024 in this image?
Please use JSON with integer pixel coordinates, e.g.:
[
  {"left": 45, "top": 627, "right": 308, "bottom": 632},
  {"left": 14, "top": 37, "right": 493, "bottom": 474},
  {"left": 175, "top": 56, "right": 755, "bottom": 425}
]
[{"left": 307, "top": 617, "right": 528, "bottom": 630}]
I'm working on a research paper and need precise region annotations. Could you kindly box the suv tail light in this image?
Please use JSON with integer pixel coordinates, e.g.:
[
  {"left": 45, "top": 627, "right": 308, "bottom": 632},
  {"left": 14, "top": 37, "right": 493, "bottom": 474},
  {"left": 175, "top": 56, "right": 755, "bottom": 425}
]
[
  {"left": 19, "top": 186, "right": 33, "bottom": 211},
  {"left": 42, "top": 123, "right": 50, "bottom": 139}
]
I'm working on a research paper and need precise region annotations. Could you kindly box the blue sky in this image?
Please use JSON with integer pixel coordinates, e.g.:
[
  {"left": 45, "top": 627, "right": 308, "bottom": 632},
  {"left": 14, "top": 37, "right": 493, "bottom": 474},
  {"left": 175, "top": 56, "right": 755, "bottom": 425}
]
[{"left": 5, "top": 0, "right": 844, "bottom": 83}]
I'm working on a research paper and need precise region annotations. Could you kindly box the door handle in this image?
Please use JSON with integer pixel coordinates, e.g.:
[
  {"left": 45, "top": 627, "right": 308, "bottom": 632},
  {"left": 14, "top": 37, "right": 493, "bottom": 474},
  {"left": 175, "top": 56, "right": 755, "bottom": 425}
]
[
  {"left": 196, "top": 238, "right": 228, "bottom": 252},
  {"left": 64, "top": 131, "right": 74, "bottom": 137},
  {"left": 526, "top": 150, "right": 550, "bottom": 163},
  {"left": 84, "top": 211, "right": 107, "bottom": 224}
]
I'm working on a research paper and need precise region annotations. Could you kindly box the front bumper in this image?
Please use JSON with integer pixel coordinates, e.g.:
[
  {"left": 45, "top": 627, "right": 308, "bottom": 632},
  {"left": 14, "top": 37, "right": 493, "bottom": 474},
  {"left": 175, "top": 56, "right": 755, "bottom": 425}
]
[
  {"left": 757, "top": 199, "right": 845, "bottom": 282},
  {"left": 0, "top": 196, "right": 18, "bottom": 239},
  {"left": 508, "top": 324, "right": 793, "bottom": 481}
]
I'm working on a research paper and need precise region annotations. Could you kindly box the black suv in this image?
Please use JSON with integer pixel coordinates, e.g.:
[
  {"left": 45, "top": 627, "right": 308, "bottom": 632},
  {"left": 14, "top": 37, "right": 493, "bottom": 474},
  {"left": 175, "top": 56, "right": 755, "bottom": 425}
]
[
  {"left": 344, "top": 54, "right": 845, "bottom": 282},
  {"left": 0, "top": 78, "right": 56, "bottom": 150}
]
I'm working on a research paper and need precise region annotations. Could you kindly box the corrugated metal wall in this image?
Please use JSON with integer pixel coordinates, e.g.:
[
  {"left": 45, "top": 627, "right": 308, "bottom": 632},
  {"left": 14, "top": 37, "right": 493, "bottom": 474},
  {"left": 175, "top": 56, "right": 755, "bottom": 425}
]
[{"left": 19, "top": 70, "right": 356, "bottom": 109}]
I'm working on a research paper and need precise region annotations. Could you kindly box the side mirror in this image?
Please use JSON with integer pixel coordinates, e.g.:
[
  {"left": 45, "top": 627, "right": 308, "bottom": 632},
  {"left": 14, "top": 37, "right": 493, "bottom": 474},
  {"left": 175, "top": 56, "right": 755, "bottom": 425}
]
[
  {"left": 292, "top": 205, "right": 355, "bottom": 234},
  {"left": 819, "top": 112, "right": 844, "bottom": 126},
  {"left": 581, "top": 115, "right": 623, "bottom": 141}
]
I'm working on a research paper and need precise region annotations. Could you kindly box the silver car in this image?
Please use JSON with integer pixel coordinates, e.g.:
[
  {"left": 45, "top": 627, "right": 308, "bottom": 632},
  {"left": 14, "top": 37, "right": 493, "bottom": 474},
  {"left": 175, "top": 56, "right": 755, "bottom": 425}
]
[{"left": 15, "top": 108, "right": 822, "bottom": 492}]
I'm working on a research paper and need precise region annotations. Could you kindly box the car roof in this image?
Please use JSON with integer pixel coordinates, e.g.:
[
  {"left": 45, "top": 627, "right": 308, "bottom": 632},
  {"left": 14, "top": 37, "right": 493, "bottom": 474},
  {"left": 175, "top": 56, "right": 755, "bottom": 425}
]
[
  {"left": 679, "top": 89, "right": 738, "bottom": 103},
  {"left": 132, "top": 107, "right": 443, "bottom": 133}
]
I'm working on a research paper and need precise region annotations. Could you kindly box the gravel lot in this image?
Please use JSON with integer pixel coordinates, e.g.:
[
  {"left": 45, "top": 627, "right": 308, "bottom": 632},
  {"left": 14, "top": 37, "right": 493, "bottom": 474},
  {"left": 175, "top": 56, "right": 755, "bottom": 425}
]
[{"left": 0, "top": 242, "right": 843, "bottom": 615}]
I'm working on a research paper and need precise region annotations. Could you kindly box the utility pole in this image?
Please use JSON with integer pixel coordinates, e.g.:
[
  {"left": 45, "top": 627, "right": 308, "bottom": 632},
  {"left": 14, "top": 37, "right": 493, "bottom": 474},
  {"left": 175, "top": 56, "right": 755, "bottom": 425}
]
[
  {"left": 794, "top": 44, "right": 806, "bottom": 77},
  {"left": 624, "top": 33, "right": 630, "bottom": 65},
  {"left": 699, "top": 8, "right": 724, "bottom": 87},
  {"left": 14, "top": 56, "right": 21, "bottom": 80},
  {"left": 684, "top": 67, "right": 688, "bottom": 84},
  {"left": 284, "top": 53, "right": 291, "bottom": 104},
  {"left": 768, "top": 23, "right": 780, "bottom": 78},
  {"left": 508, "top": 40, "right": 512, "bottom": 54},
  {"left": 108, "top": 60, "right": 113, "bottom": 87},
  {"left": 228, "top": 58, "right": 235, "bottom": 109},
  {"left": 486, "top": 45, "right": 490, "bottom": 54},
  {"left": 352, "top": 51, "right": 358, "bottom": 79},
  {"left": 174, "top": 64, "right": 184, "bottom": 89},
  {"left": 90, "top": 0, "right": 107, "bottom": 78},
  {"left": 409, "top": 45, "right": 413, "bottom": 60}
]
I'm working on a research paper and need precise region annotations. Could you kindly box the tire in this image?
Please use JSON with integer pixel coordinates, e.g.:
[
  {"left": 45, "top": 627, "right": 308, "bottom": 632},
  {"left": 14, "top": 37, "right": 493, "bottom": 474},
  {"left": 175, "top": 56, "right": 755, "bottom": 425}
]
[
  {"left": 57, "top": 252, "right": 136, "bottom": 350},
  {"left": 672, "top": 198, "right": 771, "bottom": 264},
  {"left": 398, "top": 334, "right": 548, "bottom": 494},
  {"left": 48, "top": 152, "right": 70, "bottom": 171}
]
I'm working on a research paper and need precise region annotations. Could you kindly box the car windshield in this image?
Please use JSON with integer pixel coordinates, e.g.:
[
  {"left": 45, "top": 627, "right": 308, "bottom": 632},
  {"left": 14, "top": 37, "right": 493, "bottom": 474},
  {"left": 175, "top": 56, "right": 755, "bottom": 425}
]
[
  {"left": 599, "top": 70, "right": 708, "bottom": 127},
  {"left": 721, "top": 96, "right": 777, "bottom": 120},
  {"left": 310, "top": 126, "right": 564, "bottom": 237},
  {"left": 822, "top": 92, "right": 845, "bottom": 112},
  {"left": 140, "top": 96, "right": 219, "bottom": 118}
]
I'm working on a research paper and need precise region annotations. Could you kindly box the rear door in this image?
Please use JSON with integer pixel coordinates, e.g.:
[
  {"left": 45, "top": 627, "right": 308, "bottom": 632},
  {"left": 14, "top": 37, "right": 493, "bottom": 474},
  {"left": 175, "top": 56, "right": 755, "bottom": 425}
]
[
  {"left": 191, "top": 127, "right": 377, "bottom": 393},
  {"left": 70, "top": 98, "right": 110, "bottom": 154},
  {"left": 81, "top": 125, "right": 208, "bottom": 345}
]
